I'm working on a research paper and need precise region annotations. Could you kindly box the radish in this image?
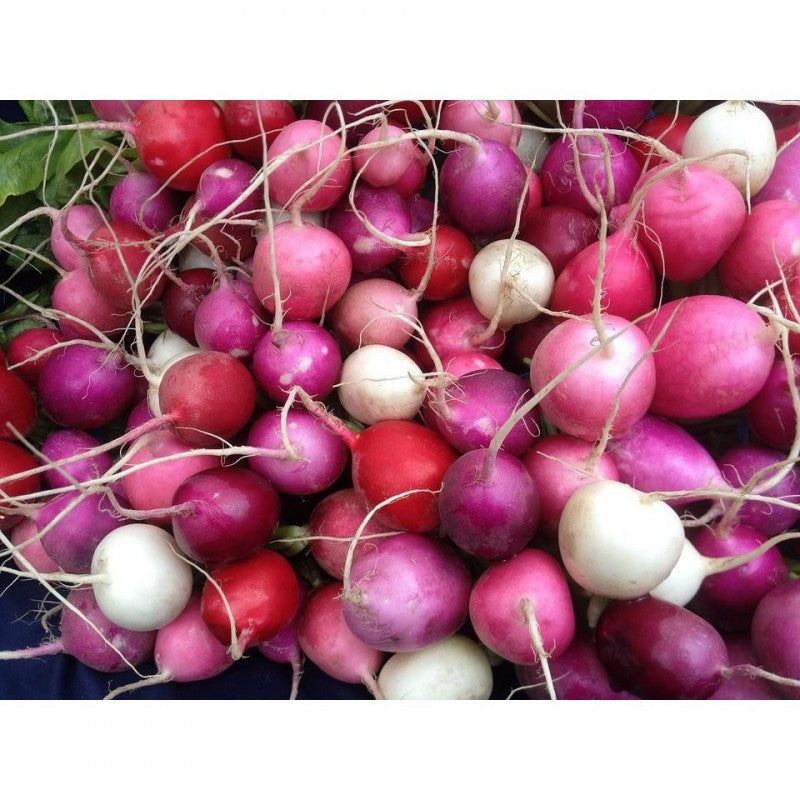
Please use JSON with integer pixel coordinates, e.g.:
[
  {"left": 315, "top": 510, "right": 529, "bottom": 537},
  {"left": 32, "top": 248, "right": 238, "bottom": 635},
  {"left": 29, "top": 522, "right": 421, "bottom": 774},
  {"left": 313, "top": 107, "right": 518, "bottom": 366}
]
[
  {"left": 91, "top": 523, "right": 194, "bottom": 632},
  {"left": 304, "top": 100, "right": 378, "bottom": 147},
  {"left": 629, "top": 113, "right": 692, "bottom": 169},
  {"left": 5, "top": 327, "right": 65, "bottom": 389},
  {"left": 753, "top": 136, "right": 800, "bottom": 205},
  {"left": 0, "top": 441, "right": 40, "bottom": 529},
  {"left": 444, "top": 352, "right": 503, "bottom": 376},
  {"left": 468, "top": 238, "right": 555, "bottom": 329},
  {"left": 558, "top": 479, "right": 685, "bottom": 599},
  {"left": 90, "top": 100, "right": 144, "bottom": 122},
  {"left": 559, "top": 100, "right": 652, "bottom": 130},
  {"left": 146, "top": 330, "right": 198, "bottom": 372},
  {"left": 751, "top": 579, "right": 800, "bottom": 698},
  {"left": 681, "top": 100, "right": 777, "bottom": 195},
  {"left": 109, "top": 171, "right": 181, "bottom": 233},
  {"left": 0, "top": 364, "right": 36, "bottom": 439},
  {"left": 340, "top": 532, "right": 471, "bottom": 652},
  {"left": 222, "top": 100, "right": 297, "bottom": 163},
  {"left": 709, "top": 636, "right": 782, "bottom": 700},
  {"left": 519, "top": 205, "right": 598, "bottom": 276},
  {"left": 440, "top": 100, "right": 521, "bottom": 149},
  {"left": 353, "top": 123, "right": 421, "bottom": 187},
  {"left": 747, "top": 354, "right": 799, "bottom": 450},
  {"left": 9, "top": 519, "right": 59, "bottom": 574},
  {"left": 195, "top": 157, "right": 263, "bottom": 220},
  {"left": 398, "top": 224, "right": 474, "bottom": 301},
  {"left": 377, "top": 635, "right": 493, "bottom": 700},
  {"left": 337, "top": 344, "right": 426, "bottom": 425},
  {"left": 160, "top": 268, "right": 215, "bottom": 345},
  {"left": 50, "top": 204, "right": 105, "bottom": 273}
]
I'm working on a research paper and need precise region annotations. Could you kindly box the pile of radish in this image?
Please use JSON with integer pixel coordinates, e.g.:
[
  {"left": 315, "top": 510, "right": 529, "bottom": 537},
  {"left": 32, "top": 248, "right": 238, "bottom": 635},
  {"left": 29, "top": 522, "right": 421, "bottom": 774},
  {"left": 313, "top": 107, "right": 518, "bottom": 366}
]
[{"left": 2, "top": 97, "right": 800, "bottom": 700}]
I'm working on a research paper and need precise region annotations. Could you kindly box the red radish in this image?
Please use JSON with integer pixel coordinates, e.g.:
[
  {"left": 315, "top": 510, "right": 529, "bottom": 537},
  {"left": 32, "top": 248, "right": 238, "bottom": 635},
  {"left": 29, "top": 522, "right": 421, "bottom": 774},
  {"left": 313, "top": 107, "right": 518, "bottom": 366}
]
[
  {"left": 354, "top": 123, "right": 421, "bottom": 187},
  {"left": 173, "top": 194, "right": 257, "bottom": 263},
  {"left": 636, "top": 164, "right": 746, "bottom": 283},
  {"left": 519, "top": 205, "right": 598, "bottom": 276},
  {"left": 267, "top": 119, "right": 352, "bottom": 212},
  {"left": 439, "top": 448, "right": 539, "bottom": 560},
  {"left": 440, "top": 140, "right": 529, "bottom": 236},
  {"left": 41, "top": 429, "right": 112, "bottom": 490},
  {"left": 753, "top": 136, "right": 800, "bottom": 205},
  {"left": 251, "top": 221, "right": 352, "bottom": 321},
  {"left": 172, "top": 467, "right": 281, "bottom": 566},
  {"left": 522, "top": 434, "right": 620, "bottom": 536},
  {"left": 90, "top": 100, "right": 144, "bottom": 121},
  {"left": 469, "top": 548, "right": 575, "bottom": 667},
  {"left": 341, "top": 532, "right": 471, "bottom": 652},
  {"left": 157, "top": 350, "right": 256, "bottom": 446},
  {"left": 50, "top": 204, "right": 105, "bottom": 272},
  {"left": 132, "top": 100, "right": 231, "bottom": 191},
  {"left": 161, "top": 268, "right": 215, "bottom": 344},
  {"left": 718, "top": 199, "right": 800, "bottom": 300},
  {"left": 751, "top": 579, "right": 800, "bottom": 699},
  {"left": 5, "top": 328, "right": 65, "bottom": 388},
  {"left": 0, "top": 441, "right": 40, "bottom": 529},
  {"left": 52, "top": 267, "right": 132, "bottom": 340},
  {"left": 87, "top": 220, "right": 168, "bottom": 310},
  {"left": 641, "top": 296, "right": 776, "bottom": 420},
  {"left": 440, "top": 100, "right": 521, "bottom": 148},
  {"left": 307, "top": 488, "right": 392, "bottom": 581},
  {"left": 550, "top": 228, "right": 656, "bottom": 320},
  {"left": 109, "top": 171, "right": 181, "bottom": 233},
  {"left": 9, "top": 519, "right": 59, "bottom": 574},
  {"left": 200, "top": 548, "right": 300, "bottom": 651},
  {"left": 223, "top": 100, "right": 297, "bottom": 163},
  {"left": 747, "top": 354, "right": 799, "bottom": 449},
  {"left": 529, "top": 314, "right": 657, "bottom": 442},
  {"left": 629, "top": 113, "right": 692, "bottom": 168},
  {"left": 398, "top": 224, "right": 474, "bottom": 301},
  {"left": 559, "top": 100, "right": 652, "bottom": 131},
  {"left": 0, "top": 365, "right": 36, "bottom": 439},
  {"left": 596, "top": 596, "right": 729, "bottom": 699},
  {"left": 298, "top": 583, "right": 384, "bottom": 692}
]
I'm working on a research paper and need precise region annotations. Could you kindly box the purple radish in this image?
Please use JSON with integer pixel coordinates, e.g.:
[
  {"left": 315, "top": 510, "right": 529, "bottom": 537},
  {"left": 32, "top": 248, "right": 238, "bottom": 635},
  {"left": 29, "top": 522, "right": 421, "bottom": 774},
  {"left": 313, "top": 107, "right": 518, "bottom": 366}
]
[
  {"left": 558, "top": 100, "right": 653, "bottom": 130},
  {"left": 708, "top": 635, "right": 782, "bottom": 700},
  {"left": 110, "top": 171, "right": 181, "bottom": 232},
  {"left": 41, "top": 429, "right": 113, "bottom": 490},
  {"left": 751, "top": 579, "right": 800, "bottom": 699},
  {"left": 196, "top": 157, "right": 263, "bottom": 220},
  {"left": 746, "top": 354, "right": 799, "bottom": 450}
]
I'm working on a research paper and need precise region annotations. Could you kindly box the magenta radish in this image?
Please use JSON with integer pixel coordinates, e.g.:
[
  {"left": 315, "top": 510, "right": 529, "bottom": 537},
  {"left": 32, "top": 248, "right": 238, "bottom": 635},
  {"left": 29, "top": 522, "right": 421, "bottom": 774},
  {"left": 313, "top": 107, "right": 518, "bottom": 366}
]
[
  {"left": 440, "top": 100, "right": 521, "bottom": 149},
  {"left": 438, "top": 448, "right": 539, "bottom": 560},
  {"left": 9, "top": 519, "right": 59, "bottom": 574},
  {"left": 90, "top": 523, "right": 194, "bottom": 632},
  {"left": 521, "top": 434, "right": 620, "bottom": 536},
  {"left": 709, "top": 636, "right": 782, "bottom": 700},
  {"left": 682, "top": 100, "right": 777, "bottom": 195},
  {"left": 38, "top": 343, "right": 136, "bottom": 430},
  {"left": 751, "top": 579, "right": 800, "bottom": 699},
  {"left": 172, "top": 467, "right": 281, "bottom": 566},
  {"left": 90, "top": 100, "right": 144, "bottom": 122},
  {"left": 559, "top": 100, "right": 652, "bottom": 130},
  {"left": 377, "top": 634, "right": 494, "bottom": 700},
  {"left": 529, "top": 314, "right": 657, "bottom": 442},
  {"left": 469, "top": 548, "right": 575, "bottom": 671},
  {"left": 298, "top": 582, "right": 384, "bottom": 694},
  {"left": 341, "top": 532, "right": 471, "bottom": 653},
  {"left": 50, "top": 204, "right": 105, "bottom": 272},
  {"left": 246, "top": 408, "right": 348, "bottom": 495},
  {"left": 329, "top": 277, "right": 418, "bottom": 350},
  {"left": 251, "top": 221, "right": 352, "bottom": 321},
  {"left": 440, "top": 140, "right": 528, "bottom": 237},
  {"left": 641, "top": 296, "right": 776, "bottom": 420},
  {"left": 596, "top": 596, "right": 729, "bottom": 699},
  {"left": 747, "top": 354, "right": 799, "bottom": 450},
  {"left": 718, "top": 199, "right": 800, "bottom": 300},
  {"left": 753, "top": 136, "right": 800, "bottom": 205},
  {"left": 354, "top": 124, "right": 421, "bottom": 187},
  {"left": 110, "top": 171, "right": 181, "bottom": 233},
  {"left": 41, "top": 430, "right": 113, "bottom": 490},
  {"left": 519, "top": 205, "right": 598, "bottom": 276},
  {"left": 51, "top": 267, "right": 131, "bottom": 340},
  {"left": 444, "top": 352, "right": 503, "bottom": 376},
  {"left": 195, "top": 157, "right": 263, "bottom": 220},
  {"left": 467, "top": 238, "right": 555, "bottom": 328},
  {"left": 558, "top": 479, "right": 685, "bottom": 599}
]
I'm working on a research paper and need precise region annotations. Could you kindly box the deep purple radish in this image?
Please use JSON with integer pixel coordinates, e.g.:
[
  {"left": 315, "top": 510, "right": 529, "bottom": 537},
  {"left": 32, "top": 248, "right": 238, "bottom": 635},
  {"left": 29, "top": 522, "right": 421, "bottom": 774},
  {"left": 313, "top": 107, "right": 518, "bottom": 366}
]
[
  {"left": 307, "top": 489, "right": 392, "bottom": 581},
  {"left": 519, "top": 205, "right": 598, "bottom": 276},
  {"left": 529, "top": 314, "right": 657, "bottom": 442},
  {"left": 751, "top": 579, "right": 800, "bottom": 699},
  {"left": 9, "top": 519, "right": 60, "bottom": 574},
  {"left": 172, "top": 467, "right": 280, "bottom": 565},
  {"left": 515, "top": 632, "right": 636, "bottom": 700},
  {"left": 38, "top": 344, "right": 136, "bottom": 430},
  {"left": 110, "top": 171, "right": 181, "bottom": 232},
  {"left": 440, "top": 140, "right": 528, "bottom": 237},
  {"left": 407, "top": 194, "right": 436, "bottom": 232},
  {"left": 539, "top": 133, "right": 640, "bottom": 217},
  {"left": 559, "top": 100, "right": 652, "bottom": 130},
  {"left": 709, "top": 636, "right": 782, "bottom": 700},
  {"left": 641, "top": 296, "right": 776, "bottom": 420},
  {"left": 0, "top": 587, "right": 155, "bottom": 673},
  {"left": 298, "top": 583, "right": 384, "bottom": 695},
  {"left": 326, "top": 185, "right": 413, "bottom": 274},
  {"left": 246, "top": 408, "right": 348, "bottom": 495},
  {"left": 717, "top": 445, "right": 800, "bottom": 535},
  {"left": 35, "top": 490, "right": 127, "bottom": 574},
  {"left": 718, "top": 199, "right": 800, "bottom": 300},
  {"left": 50, "top": 204, "right": 105, "bottom": 272},
  {"left": 193, "top": 279, "right": 268, "bottom": 360},
  {"left": 747, "top": 355, "right": 799, "bottom": 450},
  {"left": 508, "top": 315, "right": 560, "bottom": 370},
  {"left": 521, "top": 434, "right": 619, "bottom": 537},
  {"left": 690, "top": 523, "right": 789, "bottom": 628},
  {"left": 329, "top": 278, "right": 418, "bottom": 350},
  {"left": 341, "top": 533, "right": 471, "bottom": 653},
  {"left": 596, "top": 597, "right": 729, "bottom": 699},
  {"left": 440, "top": 100, "right": 521, "bottom": 149},
  {"left": 430, "top": 368, "right": 539, "bottom": 456},
  {"left": 253, "top": 322, "right": 341, "bottom": 403},
  {"left": 161, "top": 268, "right": 215, "bottom": 345},
  {"left": 41, "top": 429, "right": 113, "bottom": 490},
  {"left": 52, "top": 267, "right": 132, "bottom": 340},
  {"left": 305, "top": 100, "right": 378, "bottom": 146},
  {"left": 469, "top": 549, "right": 575, "bottom": 674},
  {"left": 753, "top": 136, "right": 800, "bottom": 205},
  {"left": 195, "top": 157, "right": 263, "bottom": 220},
  {"left": 439, "top": 449, "right": 539, "bottom": 560},
  {"left": 607, "top": 414, "right": 727, "bottom": 507}
]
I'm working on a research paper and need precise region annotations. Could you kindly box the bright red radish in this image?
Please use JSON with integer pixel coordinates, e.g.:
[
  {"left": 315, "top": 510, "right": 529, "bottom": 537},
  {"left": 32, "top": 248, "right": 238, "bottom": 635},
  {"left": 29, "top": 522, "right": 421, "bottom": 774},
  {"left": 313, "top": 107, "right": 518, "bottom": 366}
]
[
  {"left": 0, "top": 365, "right": 36, "bottom": 439},
  {"left": 223, "top": 100, "right": 297, "bottom": 162},
  {"left": 398, "top": 224, "right": 474, "bottom": 301},
  {"left": 629, "top": 113, "right": 692, "bottom": 168},
  {"left": 5, "top": 328, "right": 64, "bottom": 389},
  {"left": 0, "top": 441, "right": 41, "bottom": 528}
]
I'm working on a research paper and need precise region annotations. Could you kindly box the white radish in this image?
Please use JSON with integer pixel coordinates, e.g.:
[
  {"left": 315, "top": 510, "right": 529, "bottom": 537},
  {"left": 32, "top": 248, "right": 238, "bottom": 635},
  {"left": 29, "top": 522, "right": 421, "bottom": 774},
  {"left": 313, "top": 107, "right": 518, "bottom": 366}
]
[
  {"left": 468, "top": 239, "right": 554, "bottom": 329},
  {"left": 337, "top": 344, "right": 426, "bottom": 425},
  {"left": 377, "top": 635, "right": 493, "bottom": 700},
  {"left": 91, "top": 524, "right": 194, "bottom": 632},
  {"left": 649, "top": 539, "right": 708, "bottom": 606},
  {"left": 558, "top": 480, "right": 685, "bottom": 600},
  {"left": 516, "top": 126, "right": 551, "bottom": 171},
  {"left": 682, "top": 101, "right": 777, "bottom": 195},
  {"left": 178, "top": 244, "right": 216, "bottom": 272},
  {"left": 147, "top": 330, "right": 199, "bottom": 372}
]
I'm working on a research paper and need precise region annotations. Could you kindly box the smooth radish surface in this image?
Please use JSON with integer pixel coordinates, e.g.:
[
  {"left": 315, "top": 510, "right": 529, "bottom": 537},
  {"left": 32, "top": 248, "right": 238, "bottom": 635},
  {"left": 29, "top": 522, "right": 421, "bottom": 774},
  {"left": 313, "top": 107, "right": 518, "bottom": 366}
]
[
  {"left": 641, "top": 296, "right": 776, "bottom": 419},
  {"left": 195, "top": 158, "right": 262, "bottom": 220},
  {"left": 91, "top": 523, "right": 194, "bottom": 632},
  {"left": 747, "top": 355, "right": 799, "bottom": 450},
  {"left": 681, "top": 100, "right": 777, "bottom": 195},
  {"left": 110, "top": 171, "right": 181, "bottom": 232},
  {"left": 147, "top": 330, "right": 198, "bottom": 371},
  {"left": 223, "top": 100, "right": 297, "bottom": 162},
  {"left": 378, "top": 634, "right": 493, "bottom": 700},
  {"left": 468, "top": 239, "right": 554, "bottom": 328},
  {"left": 709, "top": 636, "right": 782, "bottom": 700},
  {"left": 52, "top": 267, "right": 131, "bottom": 340},
  {"left": 469, "top": 548, "right": 575, "bottom": 666},
  {"left": 558, "top": 479, "right": 685, "bottom": 599},
  {"left": 519, "top": 205, "right": 597, "bottom": 276},
  {"left": 9, "top": 519, "right": 60, "bottom": 573},
  {"left": 398, "top": 224, "right": 474, "bottom": 301},
  {"left": 50, "top": 204, "right": 105, "bottom": 272},
  {"left": 90, "top": 100, "right": 144, "bottom": 122},
  {"left": 440, "top": 100, "right": 521, "bottom": 148},
  {"left": 0, "top": 365, "right": 36, "bottom": 439},
  {"left": 751, "top": 579, "right": 800, "bottom": 699},
  {"left": 0, "top": 441, "right": 40, "bottom": 528},
  {"left": 354, "top": 124, "right": 420, "bottom": 187},
  {"left": 341, "top": 532, "right": 471, "bottom": 652},
  {"left": 5, "top": 327, "right": 64, "bottom": 389},
  {"left": 444, "top": 352, "right": 503, "bottom": 376},
  {"left": 529, "top": 314, "right": 657, "bottom": 441},
  {"left": 649, "top": 539, "right": 710, "bottom": 607},
  {"left": 753, "top": 136, "right": 800, "bottom": 205},
  {"left": 559, "top": 100, "right": 652, "bottom": 130},
  {"left": 40, "top": 429, "right": 111, "bottom": 491},
  {"left": 629, "top": 113, "right": 692, "bottom": 168}
]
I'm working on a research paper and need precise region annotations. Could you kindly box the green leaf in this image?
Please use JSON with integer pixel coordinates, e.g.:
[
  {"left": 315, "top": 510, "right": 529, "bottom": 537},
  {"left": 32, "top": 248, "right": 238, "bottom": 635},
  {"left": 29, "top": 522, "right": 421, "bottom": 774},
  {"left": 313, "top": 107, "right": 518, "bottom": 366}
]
[
  {"left": 0, "top": 134, "right": 58, "bottom": 206},
  {"left": 19, "top": 100, "right": 93, "bottom": 125},
  {"left": 43, "top": 127, "right": 116, "bottom": 206}
]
